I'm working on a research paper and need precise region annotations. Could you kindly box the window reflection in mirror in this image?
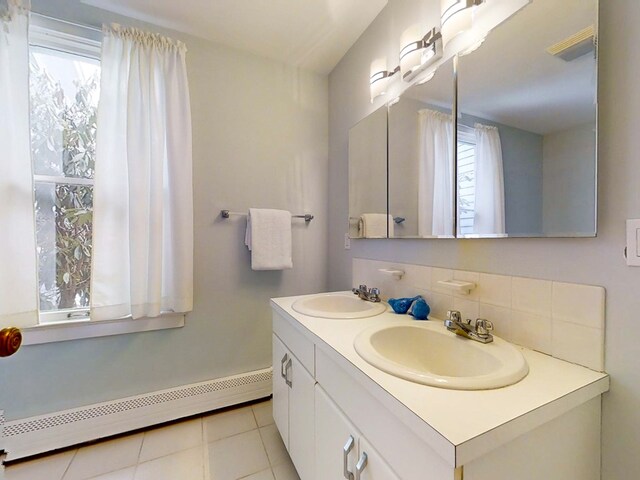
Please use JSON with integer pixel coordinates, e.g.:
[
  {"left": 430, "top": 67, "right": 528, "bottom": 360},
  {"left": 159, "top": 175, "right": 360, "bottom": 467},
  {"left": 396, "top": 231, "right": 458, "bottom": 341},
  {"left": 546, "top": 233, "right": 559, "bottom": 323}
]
[
  {"left": 388, "top": 58, "right": 455, "bottom": 238},
  {"left": 348, "top": 106, "right": 388, "bottom": 238},
  {"left": 457, "top": 0, "right": 597, "bottom": 238}
]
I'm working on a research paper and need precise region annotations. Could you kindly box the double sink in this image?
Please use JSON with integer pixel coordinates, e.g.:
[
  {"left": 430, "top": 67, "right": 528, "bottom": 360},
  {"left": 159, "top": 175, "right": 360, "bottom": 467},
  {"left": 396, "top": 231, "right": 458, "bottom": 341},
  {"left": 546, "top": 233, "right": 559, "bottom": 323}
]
[{"left": 292, "top": 292, "right": 528, "bottom": 390}]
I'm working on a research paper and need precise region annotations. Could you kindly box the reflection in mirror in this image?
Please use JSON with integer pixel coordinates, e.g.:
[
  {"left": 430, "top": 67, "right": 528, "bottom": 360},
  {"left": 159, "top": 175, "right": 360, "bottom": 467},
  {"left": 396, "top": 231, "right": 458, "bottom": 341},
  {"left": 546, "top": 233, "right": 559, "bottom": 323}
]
[
  {"left": 348, "top": 106, "right": 389, "bottom": 238},
  {"left": 388, "top": 58, "right": 455, "bottom": 238},
  {"left": 457, "top": 0, "right": 597, "bottom": 238}
]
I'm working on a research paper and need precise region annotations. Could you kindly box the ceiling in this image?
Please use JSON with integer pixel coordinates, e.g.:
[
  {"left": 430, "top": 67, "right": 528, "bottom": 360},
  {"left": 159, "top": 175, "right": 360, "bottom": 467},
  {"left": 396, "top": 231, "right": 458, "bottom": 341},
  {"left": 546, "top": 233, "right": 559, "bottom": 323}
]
[
  {"left": 81, "top": 0, "right": 388, "bottom": 74},
  {"left": 457, "top": 0, "right": 597, "bottom": 135}
]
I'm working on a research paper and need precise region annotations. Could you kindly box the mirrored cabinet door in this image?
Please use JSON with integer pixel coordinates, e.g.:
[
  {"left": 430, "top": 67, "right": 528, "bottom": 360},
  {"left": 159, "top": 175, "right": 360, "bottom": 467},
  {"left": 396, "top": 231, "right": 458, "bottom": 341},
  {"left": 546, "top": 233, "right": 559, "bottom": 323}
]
[
  {"left": 388, "top": 58, "right": 455, "bottom": 238},
  {"left": 348, "top": 106, "right": 388, "bottom": 238},
  {"left": 456, "top": 0, "right": 598, "bottom": 238}
]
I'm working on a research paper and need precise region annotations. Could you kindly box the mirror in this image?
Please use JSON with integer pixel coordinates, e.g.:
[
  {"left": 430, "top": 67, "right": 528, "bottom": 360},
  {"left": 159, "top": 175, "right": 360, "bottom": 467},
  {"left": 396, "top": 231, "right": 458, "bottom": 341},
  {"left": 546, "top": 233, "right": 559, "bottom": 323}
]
[
  {"left": 348, "top": 106, "right": 388, "bottom": 238},
  {"left": 456, "top": 0, "right": 597, "bottom": 237},
  {"left": 348, "top": 0, "right": 597, "bottom": 240},
  {"left": 388, "top": 58, "right": 455, "bottom": 238}
]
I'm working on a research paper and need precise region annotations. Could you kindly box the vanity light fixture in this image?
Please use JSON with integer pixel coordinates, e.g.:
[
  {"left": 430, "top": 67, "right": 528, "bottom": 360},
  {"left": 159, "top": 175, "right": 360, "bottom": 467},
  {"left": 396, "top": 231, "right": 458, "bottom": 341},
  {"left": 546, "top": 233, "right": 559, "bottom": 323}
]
[
  {"left": 370, "top": 65, "right": 400, "bottom": 103},
  {"left": 388, "top": 96, "right": 401, "bottom": 107},
  {"left": 546, "top": 25, "right": 596, "bottom": 62},
  {"left": 416, "top": 68, "right": 437, "bottom": 85},
  {"left": 458, "top": 35, "right": 486, "bottom": 56},
  {"left": 399, "top": 27, "right": 443, "bottom": 82},
  {"left": 440, "top": 0, "right": 485, "bottom": 47}
]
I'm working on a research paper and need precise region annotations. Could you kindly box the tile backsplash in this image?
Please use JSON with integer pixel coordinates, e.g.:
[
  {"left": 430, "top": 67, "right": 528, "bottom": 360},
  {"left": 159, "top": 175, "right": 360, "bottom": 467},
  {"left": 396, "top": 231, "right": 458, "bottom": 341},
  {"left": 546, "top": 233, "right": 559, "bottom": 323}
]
[{"left": 353, "top": 258, "right": 605, "bottom": 372}]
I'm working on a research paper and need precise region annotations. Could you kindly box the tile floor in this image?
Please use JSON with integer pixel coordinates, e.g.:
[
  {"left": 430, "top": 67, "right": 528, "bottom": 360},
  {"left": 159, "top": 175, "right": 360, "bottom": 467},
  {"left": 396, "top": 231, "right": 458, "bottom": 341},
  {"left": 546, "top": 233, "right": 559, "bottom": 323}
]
[{"left": 5, "top": 398, "right": 300, "bottom": 480}]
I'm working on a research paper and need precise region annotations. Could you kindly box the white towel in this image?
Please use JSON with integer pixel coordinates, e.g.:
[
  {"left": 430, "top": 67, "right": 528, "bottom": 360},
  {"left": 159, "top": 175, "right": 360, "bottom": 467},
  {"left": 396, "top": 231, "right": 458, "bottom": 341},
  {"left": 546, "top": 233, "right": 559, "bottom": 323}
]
[
  {"left": 359, "top": 214, "right": 394, "bottom": 238},
  {"left": 244, "top": 208, "right": 293, "bottom": 270}
]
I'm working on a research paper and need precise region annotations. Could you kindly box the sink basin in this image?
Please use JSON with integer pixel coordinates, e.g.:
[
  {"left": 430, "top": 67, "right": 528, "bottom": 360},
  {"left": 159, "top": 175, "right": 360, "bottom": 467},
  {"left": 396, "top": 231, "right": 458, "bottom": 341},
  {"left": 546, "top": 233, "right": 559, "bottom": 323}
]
[
  {"left": 354, "top": 321, "right": 528, "bottom": 390},
  {"left": 292, "top": 293, "right": 387, "bottom": 319}
]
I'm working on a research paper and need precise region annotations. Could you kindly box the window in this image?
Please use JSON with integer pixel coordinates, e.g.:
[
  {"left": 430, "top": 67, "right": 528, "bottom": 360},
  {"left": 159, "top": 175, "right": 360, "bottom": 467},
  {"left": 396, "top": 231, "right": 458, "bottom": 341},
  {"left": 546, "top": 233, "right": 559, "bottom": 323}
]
[
  {"left": 457, "top": 124, "right": 476, "bottom": 236},
  {"left": 18, "top": 16, "right": 186, "bottom": 345},
  {"left": 29, "top": 17, "right": 101, "bottom": 324}
]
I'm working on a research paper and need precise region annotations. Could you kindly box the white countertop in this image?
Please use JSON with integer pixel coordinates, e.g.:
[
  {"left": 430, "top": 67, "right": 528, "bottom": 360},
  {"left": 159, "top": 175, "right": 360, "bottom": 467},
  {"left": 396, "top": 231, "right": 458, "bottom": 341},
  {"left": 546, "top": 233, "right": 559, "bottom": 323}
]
[{"left": 271, "top": 292, "right": 610, "bottom": 466}]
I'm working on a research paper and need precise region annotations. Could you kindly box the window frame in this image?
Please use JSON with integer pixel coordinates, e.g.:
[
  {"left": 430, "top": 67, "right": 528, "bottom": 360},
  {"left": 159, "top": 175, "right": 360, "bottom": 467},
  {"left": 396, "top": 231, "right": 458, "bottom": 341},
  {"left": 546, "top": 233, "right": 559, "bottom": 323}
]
[
  {"left": 457, "top": 124, "right": 477, "bottom": 236},
  {"left": 23, "top": 14, "right": 185, "bottom": 344}
]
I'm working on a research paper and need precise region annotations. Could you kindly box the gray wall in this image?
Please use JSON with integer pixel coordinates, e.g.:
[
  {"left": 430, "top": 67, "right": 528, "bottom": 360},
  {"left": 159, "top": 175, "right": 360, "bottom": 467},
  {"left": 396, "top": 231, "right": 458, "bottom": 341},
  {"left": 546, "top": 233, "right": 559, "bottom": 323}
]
[
  {"left": 388, "top": 97, "right": 426, "bottom": 237},
  {"left": 348, "top": 106, "right": 387, "bottom": 237},
  {"left": 0, "top": 1, "right": 328, "bottom": 419},
  {"left": 459, "top": 113, "right": 543, "bottom": 235},
  {"left": 328, "top": 1, "right": 640, "bottom": 478},
  {"left": 543, "top": 122, "right": 597, "bottom": 235}
]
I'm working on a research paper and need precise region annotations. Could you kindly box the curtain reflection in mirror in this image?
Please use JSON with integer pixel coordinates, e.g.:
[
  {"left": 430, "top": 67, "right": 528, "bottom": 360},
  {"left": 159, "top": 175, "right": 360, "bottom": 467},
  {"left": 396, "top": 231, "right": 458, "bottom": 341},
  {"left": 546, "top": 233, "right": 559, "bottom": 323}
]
[
  {"left": 418, "top": 109, "right": 454, "bottom": 237},
  {"left": 473, "top": 123, "right": 505, "bottom": 235}
]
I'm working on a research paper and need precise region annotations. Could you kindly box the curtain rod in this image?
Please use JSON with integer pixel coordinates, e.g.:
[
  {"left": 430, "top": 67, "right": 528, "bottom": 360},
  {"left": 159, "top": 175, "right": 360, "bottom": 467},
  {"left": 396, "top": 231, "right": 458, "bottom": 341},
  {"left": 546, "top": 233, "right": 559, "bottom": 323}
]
[{"left": 31, "top": 11, "right": 102, "bottom": 33}]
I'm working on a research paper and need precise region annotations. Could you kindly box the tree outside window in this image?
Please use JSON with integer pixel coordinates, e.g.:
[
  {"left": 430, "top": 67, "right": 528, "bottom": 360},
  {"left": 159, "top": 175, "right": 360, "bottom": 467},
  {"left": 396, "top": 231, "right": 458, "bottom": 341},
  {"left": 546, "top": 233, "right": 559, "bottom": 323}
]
[{"left": 30, "top": 47, "right": 100, "bottom": 315}]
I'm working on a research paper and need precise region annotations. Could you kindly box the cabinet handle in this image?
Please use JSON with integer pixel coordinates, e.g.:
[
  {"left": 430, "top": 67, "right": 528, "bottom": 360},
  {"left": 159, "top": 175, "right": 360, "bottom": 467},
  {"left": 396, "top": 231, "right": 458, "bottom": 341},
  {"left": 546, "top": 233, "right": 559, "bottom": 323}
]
[
  {"left": 284, "top": 357, "right": 293, "bottom": 387},
  {"left": 355, "top": 452, "right": 368, "bottom": 480},
  {"left": 280, "top": 353, "right": 289, "bottom": 379},
  {"left": 343, "top": 435, "right": 355, "bottom": 480}
]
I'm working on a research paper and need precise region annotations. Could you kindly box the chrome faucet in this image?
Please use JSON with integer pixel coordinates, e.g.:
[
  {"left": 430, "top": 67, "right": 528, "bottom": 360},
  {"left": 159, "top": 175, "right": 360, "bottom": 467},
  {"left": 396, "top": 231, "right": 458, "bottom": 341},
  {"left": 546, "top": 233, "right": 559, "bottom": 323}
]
[
  {"left": 444, "top": 310, "right": 494, "bottom": 344},
  {"left": 352, "top": 284, "right": 381, "bottom": 302}
]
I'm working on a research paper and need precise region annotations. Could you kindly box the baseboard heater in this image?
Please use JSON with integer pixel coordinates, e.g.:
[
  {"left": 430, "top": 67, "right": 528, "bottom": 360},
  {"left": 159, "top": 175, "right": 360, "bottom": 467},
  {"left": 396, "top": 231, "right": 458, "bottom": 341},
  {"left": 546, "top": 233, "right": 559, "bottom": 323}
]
[{"left": 3, "top": 367, "right": 272, "bottom": 461}]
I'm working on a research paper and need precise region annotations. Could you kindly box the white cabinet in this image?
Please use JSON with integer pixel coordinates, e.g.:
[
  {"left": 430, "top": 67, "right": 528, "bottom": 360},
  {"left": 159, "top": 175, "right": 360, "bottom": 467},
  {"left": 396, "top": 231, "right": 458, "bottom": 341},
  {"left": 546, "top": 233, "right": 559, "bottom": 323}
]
[
  {"left": 272, "top": 334, "right": 290, "bottom": 446},
  {"left": 272, "top": 301, "right": 606, "bottom": 480},
  {"left": 272, "top": 333, "right": 315, "bottom": 480},
  {"left": 315, "top": 385, "right": 399, "bottom": 480},
  {"left": 288, "top": 353, "right": 315, "bottom": 480}
]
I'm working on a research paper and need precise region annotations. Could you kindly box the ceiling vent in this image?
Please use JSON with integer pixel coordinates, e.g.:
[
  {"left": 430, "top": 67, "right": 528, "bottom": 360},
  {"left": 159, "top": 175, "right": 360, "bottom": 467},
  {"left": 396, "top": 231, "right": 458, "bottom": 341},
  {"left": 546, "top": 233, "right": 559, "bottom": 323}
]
[{"left": 546, "top": 25, "right": 595, "bottom": 62}]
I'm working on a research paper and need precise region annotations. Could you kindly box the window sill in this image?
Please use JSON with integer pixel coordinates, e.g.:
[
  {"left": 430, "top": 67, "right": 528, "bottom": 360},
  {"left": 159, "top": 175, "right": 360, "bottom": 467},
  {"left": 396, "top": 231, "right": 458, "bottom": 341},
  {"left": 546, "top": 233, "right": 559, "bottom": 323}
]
[{"left": 21, "top": 313, "right": 185, "bottom": 346}]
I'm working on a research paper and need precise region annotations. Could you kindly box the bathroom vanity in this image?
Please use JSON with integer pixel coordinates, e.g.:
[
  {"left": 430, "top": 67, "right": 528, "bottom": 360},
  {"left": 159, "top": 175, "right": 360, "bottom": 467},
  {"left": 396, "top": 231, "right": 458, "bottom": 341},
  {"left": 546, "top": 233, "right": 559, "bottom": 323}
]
[{"left": 271, "top": 293, "right": 609, "bottom": 480}]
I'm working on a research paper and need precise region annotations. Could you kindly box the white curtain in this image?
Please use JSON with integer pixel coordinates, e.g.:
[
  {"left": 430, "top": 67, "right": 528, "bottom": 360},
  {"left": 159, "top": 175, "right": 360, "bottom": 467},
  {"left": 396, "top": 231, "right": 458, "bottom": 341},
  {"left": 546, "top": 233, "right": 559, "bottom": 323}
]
[
  {"left": 474, "top": 123, "right": 505, "bottom": 235},
  {"left": 0, "top": 0, "right": 38, "bottom": 328},
  {"left": 418, "top": 109, "right": 454, "bottom": 237},
  {"left": 91, "top": 25, "right": 193, "bottom": 321}
]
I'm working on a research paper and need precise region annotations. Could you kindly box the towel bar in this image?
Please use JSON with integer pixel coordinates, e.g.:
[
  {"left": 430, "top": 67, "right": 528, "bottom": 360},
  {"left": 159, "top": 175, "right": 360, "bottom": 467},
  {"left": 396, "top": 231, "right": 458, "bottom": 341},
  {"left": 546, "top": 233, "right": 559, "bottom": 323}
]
[
  {"left": 349, "top": 216, "right": 405, "bottom": 224},
  {"left": 221, "top": 210, "right": 314, "bottom": 222}
]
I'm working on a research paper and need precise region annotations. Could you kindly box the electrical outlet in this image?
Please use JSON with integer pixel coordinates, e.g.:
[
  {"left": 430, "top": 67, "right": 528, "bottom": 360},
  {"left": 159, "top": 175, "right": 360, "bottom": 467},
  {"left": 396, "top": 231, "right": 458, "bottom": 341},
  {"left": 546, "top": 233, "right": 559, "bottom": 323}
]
[{"left": 344, "top": 233, "right": 351, "bottom": 250}]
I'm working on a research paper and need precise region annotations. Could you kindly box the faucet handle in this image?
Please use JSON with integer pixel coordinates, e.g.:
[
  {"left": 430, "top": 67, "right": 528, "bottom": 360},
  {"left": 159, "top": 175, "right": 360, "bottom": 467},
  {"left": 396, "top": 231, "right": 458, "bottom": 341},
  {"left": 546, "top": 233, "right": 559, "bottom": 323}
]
[
  {"left": 446, "top": 310, "right": 462, "bottom": 322},
  {"left": 353, "top": 284, "right": 367, "bottom": 295},
  {"left": 475, "top": 319, "right": 494, "bottom": 336},
  {"left": 369, "top": 287, "right": 380, "bottom": 296}
]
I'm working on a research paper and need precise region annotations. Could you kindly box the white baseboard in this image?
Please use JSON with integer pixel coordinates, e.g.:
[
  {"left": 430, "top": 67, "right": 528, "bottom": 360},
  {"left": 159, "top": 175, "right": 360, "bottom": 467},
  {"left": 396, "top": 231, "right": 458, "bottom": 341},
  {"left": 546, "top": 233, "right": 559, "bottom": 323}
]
[{"left": 3, "top": 368, "right": 272, "bottom": 461}]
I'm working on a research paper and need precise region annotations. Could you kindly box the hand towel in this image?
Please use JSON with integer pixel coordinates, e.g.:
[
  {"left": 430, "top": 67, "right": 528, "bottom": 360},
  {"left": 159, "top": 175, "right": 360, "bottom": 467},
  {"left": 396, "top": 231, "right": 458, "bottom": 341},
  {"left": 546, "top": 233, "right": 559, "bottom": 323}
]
[
  {"left": 359, "top": 214, "right": 394, "bottom": 238},
  {"left": 244, "top": 208, "right": 293, "bottom": 270}
]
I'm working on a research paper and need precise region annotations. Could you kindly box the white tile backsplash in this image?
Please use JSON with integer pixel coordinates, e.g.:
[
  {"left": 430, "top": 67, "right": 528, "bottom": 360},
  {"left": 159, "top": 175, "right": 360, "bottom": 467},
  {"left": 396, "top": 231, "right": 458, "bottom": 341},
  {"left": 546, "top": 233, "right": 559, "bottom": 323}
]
[
  {"left": 453, "top": 296, "right": 479, "bottom": 321},
  {"left": 478, "top": 303, "right": 513, "bottom": 342},
  {"left": 510, "top": 312, "right": 552, "bottom": 355},
  {"left": 552, "top": 321, "right": 604, "bottom": 371},
  {"left": 453, "top": 270, "right": 480, "bottom": 300},
  {"left": 395, "top": 263, "right": 430, "bottom": 291},
  {"left": 431, "top": 268, "right": 455, "bottom": 294},
  {"left": 552, "top": 282, "right": 605, "bottom": 329},
  {"left": 425, "top": 291, "right": 454, "bottom": 319},
  {"left": 512, "top": 277, "right": 552, "bottom": 317},
  {"left": 478, "top": 273, "right": 512, "bottom": 308},
  {"left": 353, "top": 258, "right": 606, "bottom": 372}
]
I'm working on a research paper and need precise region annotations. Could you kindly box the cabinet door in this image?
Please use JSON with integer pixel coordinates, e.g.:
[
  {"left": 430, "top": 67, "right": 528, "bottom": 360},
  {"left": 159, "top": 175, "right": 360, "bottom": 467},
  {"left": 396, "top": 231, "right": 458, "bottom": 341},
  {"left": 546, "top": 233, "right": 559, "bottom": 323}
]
[
  {"left": 357, "top": 437, "right": 400, "bottom": 480},
  {"left": 272, "top": 334, "right": 289, "bottom": 447},
  {"left": 289, "top": 356, "right": 316, "bottom": 480},
  {"left": 315, "top": 385, "right": 360, "bottom": 480}
]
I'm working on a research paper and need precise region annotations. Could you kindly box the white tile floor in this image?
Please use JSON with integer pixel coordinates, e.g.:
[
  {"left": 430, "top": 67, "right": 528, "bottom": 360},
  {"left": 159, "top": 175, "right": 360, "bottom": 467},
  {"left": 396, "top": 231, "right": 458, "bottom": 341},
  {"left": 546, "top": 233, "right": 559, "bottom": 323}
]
[{"left": 5, "top": 399, "right": 300, "bottom": 480}]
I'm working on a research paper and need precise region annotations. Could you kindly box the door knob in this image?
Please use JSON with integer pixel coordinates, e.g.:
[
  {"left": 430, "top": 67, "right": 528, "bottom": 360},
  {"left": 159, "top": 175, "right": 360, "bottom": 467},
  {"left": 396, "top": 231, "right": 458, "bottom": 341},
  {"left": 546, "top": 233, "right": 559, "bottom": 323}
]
[{"left": 0, "top": 327, "right": 22, "bottom": 357}]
